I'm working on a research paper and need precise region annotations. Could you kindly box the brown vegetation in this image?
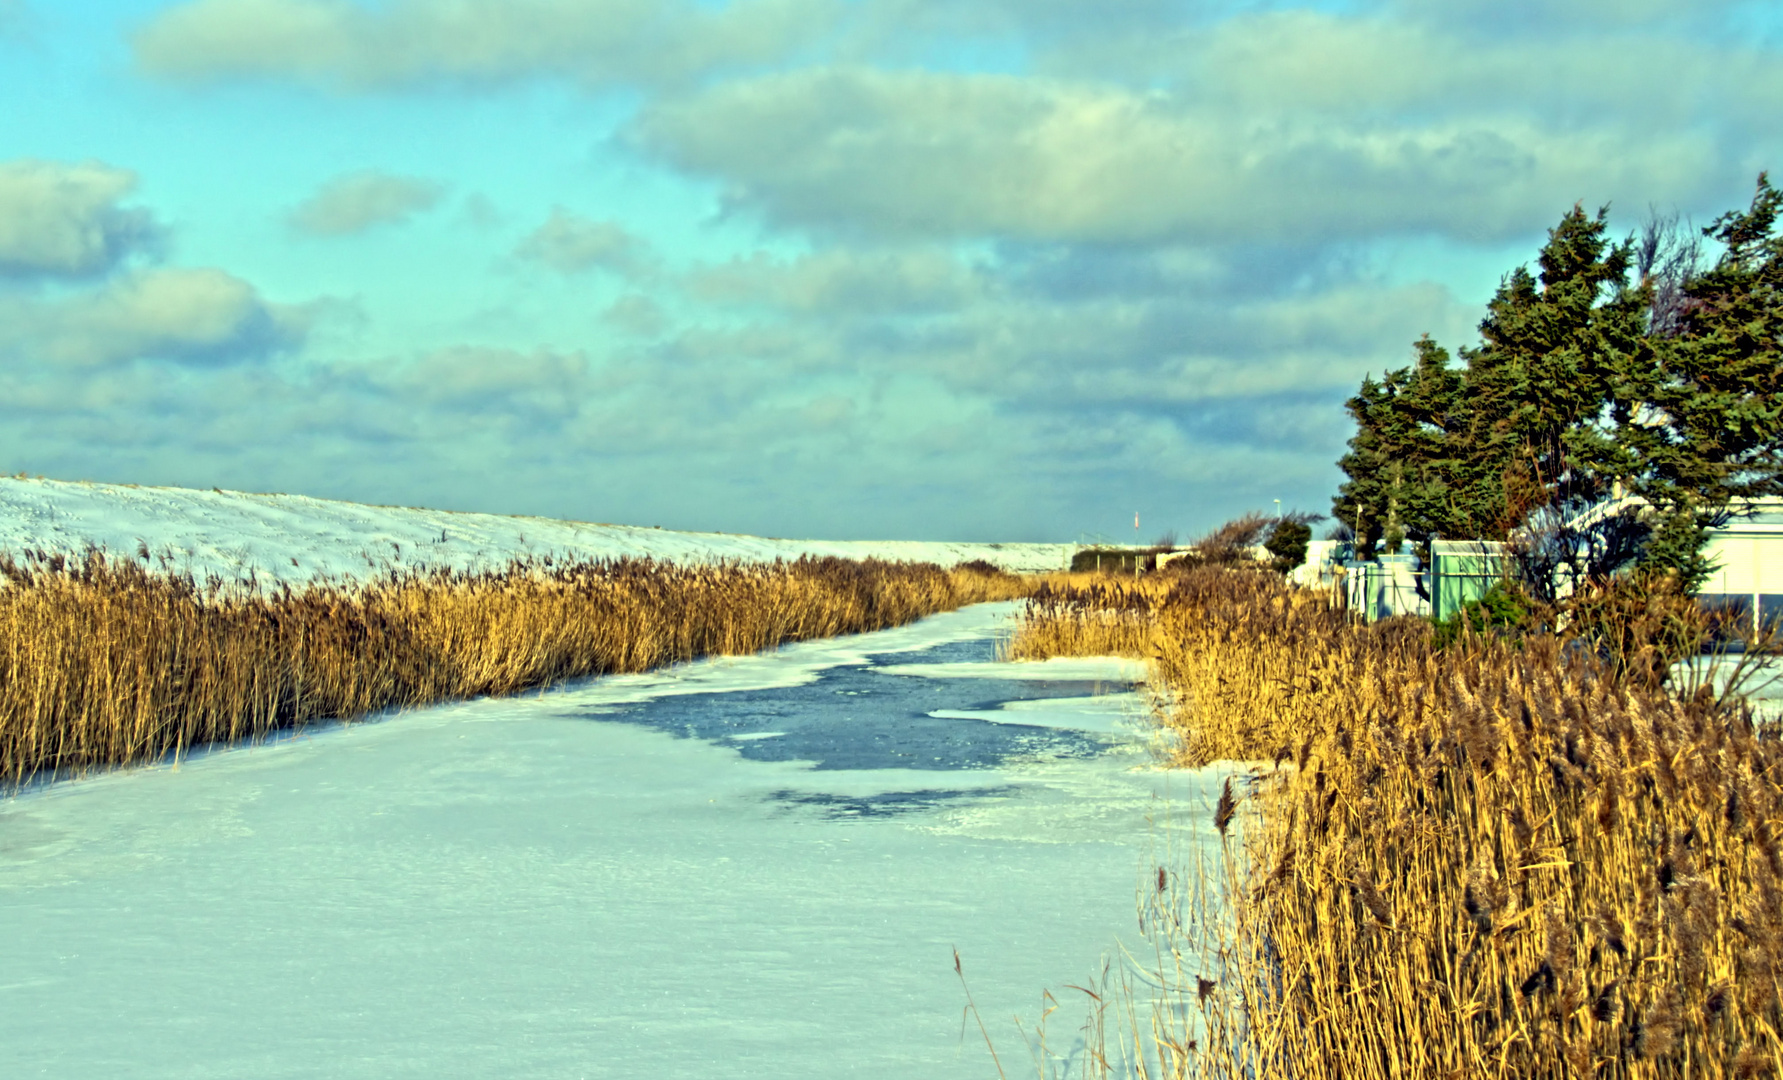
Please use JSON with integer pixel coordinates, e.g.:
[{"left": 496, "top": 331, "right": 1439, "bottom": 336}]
[
  {"left": 1008, "top": 566, "right": 1783, "bottom": 1078},
  {"left": 1004, "top": 576, "right": 1175, "bottom": 662},
  {"left": 0, "top": 550, "right": 1030, "bottom": 784}
]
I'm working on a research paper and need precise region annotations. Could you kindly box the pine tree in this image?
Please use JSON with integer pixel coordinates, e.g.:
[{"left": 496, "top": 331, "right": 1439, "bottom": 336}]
[
  {"left": 1335, "top": 180, "right": 1783, "bottom": 594},
  {"left": 1328, "top": 202, "right": 1695, "bottom": 591},
  {"left": 1333, "top": 337, "right": 1461, "bottom": 555},
  {"left": 1454, "top": 205, "right": 1651, "bottom": 537},
  {"left": 1630, "top": 175, "right": 1783, "bottom": 531}
]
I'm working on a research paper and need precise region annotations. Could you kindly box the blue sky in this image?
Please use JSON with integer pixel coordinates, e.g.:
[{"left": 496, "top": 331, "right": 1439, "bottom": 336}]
[{"left": 2, "top": 0, "right": 1780, "bottom": 541}]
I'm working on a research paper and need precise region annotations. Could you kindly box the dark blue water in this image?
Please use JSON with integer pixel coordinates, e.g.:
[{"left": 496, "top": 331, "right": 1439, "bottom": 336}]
[{"left": 587, "top": 636, "right": 1134, "bottom": 782}]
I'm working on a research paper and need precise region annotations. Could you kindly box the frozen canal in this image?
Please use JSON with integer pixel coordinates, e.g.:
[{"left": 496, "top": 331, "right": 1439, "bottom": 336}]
[{"left": 0, "top": 602, "right": 1224, "bottom": 1079}]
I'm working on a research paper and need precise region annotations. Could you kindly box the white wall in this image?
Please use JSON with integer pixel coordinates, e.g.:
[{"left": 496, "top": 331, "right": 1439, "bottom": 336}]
[{"left": 1701, "top": 505, "right": 1783, "bottom": 600}]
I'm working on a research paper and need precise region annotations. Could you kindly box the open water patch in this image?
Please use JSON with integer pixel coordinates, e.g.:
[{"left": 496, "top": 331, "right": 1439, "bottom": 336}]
[{"left": 583, "top": 635, "right": 1135, "bottom": 774}]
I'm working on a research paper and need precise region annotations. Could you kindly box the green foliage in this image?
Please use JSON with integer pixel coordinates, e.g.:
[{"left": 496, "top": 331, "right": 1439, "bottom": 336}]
[
  {"left": 1334, "top": 336, "right": 1463, "bottom": 556},
  {"left": 1338, "top": 207, "right": 1648, "bottom": 551},
  {"left": 1336, "top": 176, "right": 1783, "bottom": 596},
  {"left": 1626, "top": 175, "right": 1783, "bottom": 518},
  {"left": 1263, "top": 519, "right": 1312, "bottom": 575},
  {"left": 1459, "top": 207, "right": 1650, "bottom": 530},
  {"left": 1636, "top": 510, "right": 1716, "bottom": 592},
  {"left": 1071, "top": 547, "right": 1147, "bottom": 573},
  {"left": 1431, "top": 581, "right": 1535, "bottom": 648}
]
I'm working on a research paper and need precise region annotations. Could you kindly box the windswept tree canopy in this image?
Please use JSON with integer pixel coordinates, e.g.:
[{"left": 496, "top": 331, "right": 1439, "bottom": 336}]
[{"left": 1335, "top": 175, "right": 1783, "bottom": 591}]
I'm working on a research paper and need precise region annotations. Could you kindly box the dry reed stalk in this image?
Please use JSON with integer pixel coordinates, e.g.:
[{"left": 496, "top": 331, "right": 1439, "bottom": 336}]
[
  {"left": 0, "top": 551, "right": 1032, "bottom": 784},
  {"left": 1004, "top": 577, "right": 1179, "bottom": 662},
  {"left": 1010, "top": 566, "right": 1783, "bottom": 1079}
]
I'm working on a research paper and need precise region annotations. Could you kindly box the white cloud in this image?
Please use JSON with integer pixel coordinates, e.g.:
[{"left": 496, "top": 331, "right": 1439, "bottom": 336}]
[
  {"left": 913, "top": 278, "right": 1474, "bottom": 409},
  {"left": 0, "top": 248, "right": 1465, "bottom": 539},
  {"left": 603, "top": 294, "right": 668, "bottom": 337},
  {"left": 1117, "top": 10, "right": 1783, "bottom": 128},
  {"left": 132, "top": 0, "right": 837, "bottom": 89},
  {"left": 0, "top": 268, "right": 310, "bottom": 367},
  {"left": 1387, "top": 0, "right": 1746, "bottom": 30},
  {"left": 92, "top": 0, "right": 1783, "bottom": 539},
  {"left": 378, "top": 346, "right": 590, "bottom": 420},
  {"left": 514, "top": 209, "right": 653, "bottom": 276},
  {"left": 289, "top": 171, "right": 444, "bottom": 236},
  {"left": 632, "top": 66, "right": 1717, "bottom": 245},
  {"left": 687, "top": 247, "right": 982, "bottom": 315},
  {"left": 0, "top": 159, "right": 161, "bottom": 278},
  {"left": 614, "top": 242, "right": 1481, "bottom": 432}
]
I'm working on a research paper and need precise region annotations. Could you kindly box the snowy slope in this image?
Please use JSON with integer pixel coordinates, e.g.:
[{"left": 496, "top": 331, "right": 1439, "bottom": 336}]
[{"left": 0, "top": 477, "right": 1072, "bottom": 584}]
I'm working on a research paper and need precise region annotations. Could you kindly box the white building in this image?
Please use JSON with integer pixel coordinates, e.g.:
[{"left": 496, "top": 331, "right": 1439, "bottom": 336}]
[
  {"left": 1699, "top": 501, "right": 1783, "bottom": 630},
  {"left": 1327, "top": 500, "right": 1783, "bottom": 628},
  {"left": 1290, "top": 539, "right": 1345, "bottom": 589}
]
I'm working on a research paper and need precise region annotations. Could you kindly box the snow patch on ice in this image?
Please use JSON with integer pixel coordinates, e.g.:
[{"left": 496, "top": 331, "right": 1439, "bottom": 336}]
[{"left": 929, "top": 691, "right": 1151, "bottom": 735}]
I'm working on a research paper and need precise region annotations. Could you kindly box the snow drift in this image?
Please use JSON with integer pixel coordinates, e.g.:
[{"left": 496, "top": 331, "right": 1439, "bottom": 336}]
[{"left": 0, "top": 477, "right": 1072, "bottom": 584}]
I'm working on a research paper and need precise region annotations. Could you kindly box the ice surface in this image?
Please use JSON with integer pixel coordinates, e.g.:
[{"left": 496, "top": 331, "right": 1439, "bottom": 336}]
[
  {"left": 0, "top": 476, "right": 1073, "bottom": 584},
  {"left": 878, "top": 656, "right": 1149, "bottom": 683},
  {"left": 0, "top": 602, "right": 1234, "bottom": 1079},
  {"left": 928, "top": 695, "right": 1150, "bottom": 736}
]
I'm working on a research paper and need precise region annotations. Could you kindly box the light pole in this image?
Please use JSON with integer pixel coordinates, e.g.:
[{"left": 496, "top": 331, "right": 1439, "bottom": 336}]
[{"left": 1134, "top": 511, "right": 1140, "bottom": 579}]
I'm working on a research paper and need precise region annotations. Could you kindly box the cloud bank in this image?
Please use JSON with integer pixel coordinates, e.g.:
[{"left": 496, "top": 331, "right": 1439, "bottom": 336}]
[
  {"left": 11, "top": 1, "right": 1768, "bottom": 539},
  {"left": 633, "top": 65, "right": 1719, "bottom": 245},
  {"left": 0, "top": 157, "right": 310, "bottom": 377},
  {"left": 132, "top": 0, "right": 836, "bottom": 89}
]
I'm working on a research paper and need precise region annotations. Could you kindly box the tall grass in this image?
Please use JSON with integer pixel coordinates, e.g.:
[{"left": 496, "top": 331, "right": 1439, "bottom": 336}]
[
  {"left": 0, "top": 550, "right": 1030, "bottom": 784},
  {"left": 1009, "top": 568, "right": 1783, "bottom": 1077},
  {"left": 1005, "top": 576, "right": 1175, "bottom": 661}
]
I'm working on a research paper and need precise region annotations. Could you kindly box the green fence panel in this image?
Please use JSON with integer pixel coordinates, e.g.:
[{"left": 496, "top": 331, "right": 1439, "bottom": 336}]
[{"left": 1430, "top": 542, "right": 1509, "bottom": 622}]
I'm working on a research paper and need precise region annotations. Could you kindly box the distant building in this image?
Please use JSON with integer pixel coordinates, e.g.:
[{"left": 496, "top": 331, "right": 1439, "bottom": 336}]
[
  {"left": 1289, "top": 540, "right": 1345, "bottom": 589},
  {"left": 1327, "top": 500, "right": 1783, "bottom": 630},
  {"left": 1699, "top": 500, "right": 1783, "bottom": 631},
  {"left": 1340, "top": 552, "right": 1431, "bottom": 621}
]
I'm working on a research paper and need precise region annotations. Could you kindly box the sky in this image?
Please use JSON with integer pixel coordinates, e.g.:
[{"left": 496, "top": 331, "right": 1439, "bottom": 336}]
[{"left": 1, "top": 0, "right": 1781, "bottom": 542}]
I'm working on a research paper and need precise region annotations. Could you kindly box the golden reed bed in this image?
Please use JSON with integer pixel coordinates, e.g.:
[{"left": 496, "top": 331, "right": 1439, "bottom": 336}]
[
  {"left": 0, "top": 551, "right": 1029, "bottom": 784},
  {"left": 1010, "top": 568, "right": 1782, "bottom": 1079}
]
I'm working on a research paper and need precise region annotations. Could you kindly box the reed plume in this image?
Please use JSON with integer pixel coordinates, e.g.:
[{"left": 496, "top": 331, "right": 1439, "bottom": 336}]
[{"left": 1007, "top": 564, "right": 1783, "bottom": 1078}]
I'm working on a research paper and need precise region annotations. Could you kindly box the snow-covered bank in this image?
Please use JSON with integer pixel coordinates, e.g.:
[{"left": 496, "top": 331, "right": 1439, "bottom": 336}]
[{"left": 0, "top": 477, "right": 1073, "bottom": 585}]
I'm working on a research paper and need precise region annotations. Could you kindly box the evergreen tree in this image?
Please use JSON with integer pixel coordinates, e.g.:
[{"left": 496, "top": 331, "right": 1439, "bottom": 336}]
[
  {"left": 1333, "top": 337, "right": 1461, "bottom": 554},
  {"left": 1331, "top": 181, "right": 1783, "bottom": 596},
  {"left": 1452, "top": 205, "right": 1651, "bottom": 539},
  {"left": 1623, "top": 174, "right": 1783, "bottom": 589}
]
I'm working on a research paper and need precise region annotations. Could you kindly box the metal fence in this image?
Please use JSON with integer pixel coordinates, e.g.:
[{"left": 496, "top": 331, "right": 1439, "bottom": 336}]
[
  {"left": 1428, "top": 541, "right": 1511, "bottom": 622},
  {"left": 1342, "top": 553, "right": 1430, "bottom": 622}
]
